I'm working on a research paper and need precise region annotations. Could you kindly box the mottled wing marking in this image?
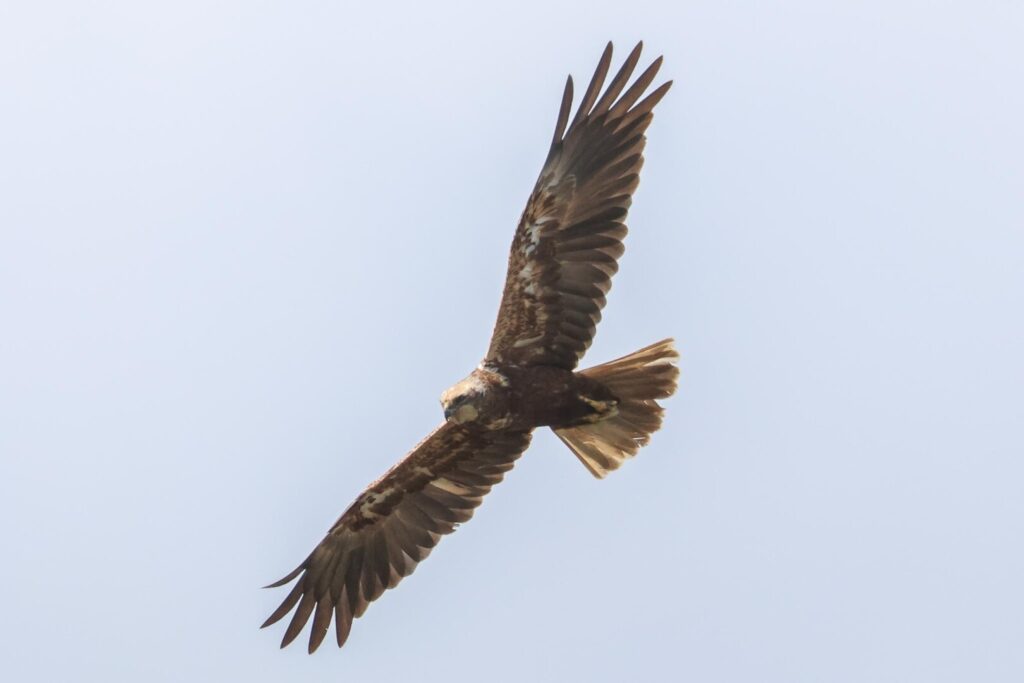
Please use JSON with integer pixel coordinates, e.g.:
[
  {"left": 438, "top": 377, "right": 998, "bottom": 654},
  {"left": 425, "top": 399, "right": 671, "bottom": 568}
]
[
  {"left": 261, "top": 423, "right": 532, "bottom": 652},
  {"left": 486, "top": 42, "right": 672, "bottom": 369}
]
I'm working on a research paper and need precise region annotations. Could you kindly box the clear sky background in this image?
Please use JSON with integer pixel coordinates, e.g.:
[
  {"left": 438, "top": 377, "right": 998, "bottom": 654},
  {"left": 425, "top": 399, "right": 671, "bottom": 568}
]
[{"left": 2, "top": 2, "right": 1022, "bottom": 681}]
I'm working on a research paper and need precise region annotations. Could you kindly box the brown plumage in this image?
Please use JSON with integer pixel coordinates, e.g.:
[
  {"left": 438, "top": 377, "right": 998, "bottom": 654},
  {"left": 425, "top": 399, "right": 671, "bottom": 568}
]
[
  {"left": 263, "top": 41, "right": 679, "bottom": 653},
  {"left": 262, "top": 425, "right": 531, "bottom": 652},
  {"left": 487, "top": 41, "right": 671, "bottom": 368}
]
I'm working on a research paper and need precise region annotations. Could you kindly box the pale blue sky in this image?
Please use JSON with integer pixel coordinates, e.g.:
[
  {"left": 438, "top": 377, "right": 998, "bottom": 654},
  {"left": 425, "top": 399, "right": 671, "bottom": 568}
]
[{"left": 2, "top": 2, "right": 1022, "bottom": 681}]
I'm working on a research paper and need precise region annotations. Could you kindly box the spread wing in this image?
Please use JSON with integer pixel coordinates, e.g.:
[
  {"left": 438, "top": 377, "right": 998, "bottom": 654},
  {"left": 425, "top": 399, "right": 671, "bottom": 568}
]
[
  {"left": 261, "top": 423, "right": 532, "bottom": 652},
  {"left": 486, "top": 42, "right": 671, "bottom": 369}
]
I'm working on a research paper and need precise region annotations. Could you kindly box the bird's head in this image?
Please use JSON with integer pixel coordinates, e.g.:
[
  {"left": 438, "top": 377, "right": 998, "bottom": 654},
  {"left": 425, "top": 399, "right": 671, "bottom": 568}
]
[{"left": 440, "top": 375, "right": 488, "bottom": 425}]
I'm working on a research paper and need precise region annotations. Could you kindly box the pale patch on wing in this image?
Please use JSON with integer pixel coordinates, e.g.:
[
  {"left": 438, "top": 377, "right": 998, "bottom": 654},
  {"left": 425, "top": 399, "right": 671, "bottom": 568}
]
[
  {"left": 513, "top": 332, "right": 545, "bottom": 349},
  {"left": 358, "top": 486, "right": 398, "bottom": 519},
  {"left": 523, "top": 218, "right": 554, "bottom": 255},
  {"left": 430, "top": 477, "right": 475, "bottom": 496},
  {"left": 518, "top": 260, "right": 542, "bottom": 295}
]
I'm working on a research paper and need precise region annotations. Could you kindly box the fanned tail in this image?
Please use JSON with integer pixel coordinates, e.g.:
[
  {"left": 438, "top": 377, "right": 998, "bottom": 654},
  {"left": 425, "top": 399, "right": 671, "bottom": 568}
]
[{"left": 554, "top": 339, "right": 679, "bottom": 478}]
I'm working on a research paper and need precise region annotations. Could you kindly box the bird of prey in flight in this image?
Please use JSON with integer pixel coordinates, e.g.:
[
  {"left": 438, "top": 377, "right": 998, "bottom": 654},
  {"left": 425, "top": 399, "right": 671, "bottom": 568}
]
[{"left": 262, "top": 41, "right": 679, "bottom": 653}]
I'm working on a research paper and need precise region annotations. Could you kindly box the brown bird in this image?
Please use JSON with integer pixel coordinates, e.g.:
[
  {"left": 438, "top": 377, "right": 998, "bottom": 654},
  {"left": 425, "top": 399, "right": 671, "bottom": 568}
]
[{"left": 262, "top": 41, "right": 679, "bottom": 653}]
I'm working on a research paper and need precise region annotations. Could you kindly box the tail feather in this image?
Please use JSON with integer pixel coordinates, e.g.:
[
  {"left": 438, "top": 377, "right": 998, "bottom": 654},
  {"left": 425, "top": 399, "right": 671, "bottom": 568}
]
[{"left": 554, "top": 339, "right": 680, "bottom": 478}]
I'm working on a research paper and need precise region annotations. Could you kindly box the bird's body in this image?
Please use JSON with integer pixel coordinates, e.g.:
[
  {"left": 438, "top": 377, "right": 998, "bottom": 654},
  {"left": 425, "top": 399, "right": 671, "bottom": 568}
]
[
  {"left": 441, "top": 363, "right": 618, "bottom": 431},
  {"left": 263, "top": 42, "right": 680, "bottom": 653}
]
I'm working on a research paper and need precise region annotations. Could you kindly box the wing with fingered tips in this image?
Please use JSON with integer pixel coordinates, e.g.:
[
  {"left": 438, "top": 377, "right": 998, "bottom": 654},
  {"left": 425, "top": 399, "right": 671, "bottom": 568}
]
[
  {"left": 261, "top": 422, "right": 532, "bottom": 653},
  {"left": 486, "top": 41, "right": 672, "bottom": 369}
]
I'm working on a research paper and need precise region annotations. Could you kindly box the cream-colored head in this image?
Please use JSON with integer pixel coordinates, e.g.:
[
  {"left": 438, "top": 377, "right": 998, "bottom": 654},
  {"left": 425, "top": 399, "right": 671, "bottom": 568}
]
[{"left": 440, "top": 375, "right": 488, "bottom": 425}]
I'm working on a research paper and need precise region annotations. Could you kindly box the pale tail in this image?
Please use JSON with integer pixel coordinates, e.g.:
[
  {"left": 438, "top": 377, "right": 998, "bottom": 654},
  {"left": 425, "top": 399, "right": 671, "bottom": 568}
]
[{"left": 554, "top": 339, "right": 680, "bottom": 478}]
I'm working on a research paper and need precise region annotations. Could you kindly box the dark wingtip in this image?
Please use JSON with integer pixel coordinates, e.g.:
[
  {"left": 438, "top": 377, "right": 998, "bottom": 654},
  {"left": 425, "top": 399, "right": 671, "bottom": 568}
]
[
  {"left": 261, "top": 574, "right": 307, "bottom": 631},
  {"left": 279, "top": 592, "right": 316, "bottom": 648},
  {"left": 592, "top": 41, "right": 645, "bottom": 116},
  {"left": 549, "top": 74, "right": 576, "bottom": 151},
  {"left": 262, "top": 564, "right": 304, "bottom": 589},
  {"left": 628, "top": 41, "right": 644, "bottom": 62}
]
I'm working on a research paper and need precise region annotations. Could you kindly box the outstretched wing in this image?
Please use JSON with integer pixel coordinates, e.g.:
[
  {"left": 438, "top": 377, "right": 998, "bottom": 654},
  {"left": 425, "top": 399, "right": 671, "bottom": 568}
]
[
  {"left": 261, "top": 423, "right": 532, "bottom": 652},
  {"left": 486, "top": 42, "right": 671, "bottom": 369}
]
